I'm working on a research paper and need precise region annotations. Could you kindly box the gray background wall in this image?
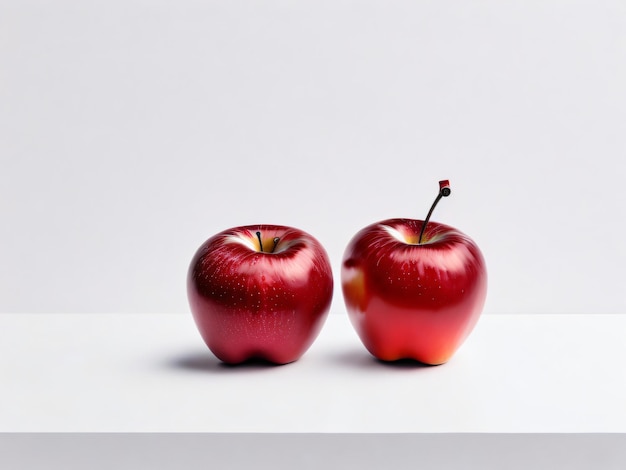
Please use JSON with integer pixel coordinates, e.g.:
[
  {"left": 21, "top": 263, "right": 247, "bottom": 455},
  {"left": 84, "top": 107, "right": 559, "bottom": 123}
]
[{"left": 2, "top": 0, "right": 625, "bottom": 315}]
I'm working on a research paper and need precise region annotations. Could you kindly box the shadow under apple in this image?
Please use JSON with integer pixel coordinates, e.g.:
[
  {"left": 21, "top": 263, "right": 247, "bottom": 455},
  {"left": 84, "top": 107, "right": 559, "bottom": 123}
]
[
  {"left": 167, "top": 350, "right": 289, "bottom": 373},
  {"left": 330, "top": 349, "right": 437, "bottom": 371}
]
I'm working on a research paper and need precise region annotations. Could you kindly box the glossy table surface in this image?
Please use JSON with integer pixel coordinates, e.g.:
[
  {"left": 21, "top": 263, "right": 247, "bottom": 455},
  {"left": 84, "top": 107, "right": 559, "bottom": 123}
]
[{"left": 1, "top": 312, "right": 625, "bottom": 433}]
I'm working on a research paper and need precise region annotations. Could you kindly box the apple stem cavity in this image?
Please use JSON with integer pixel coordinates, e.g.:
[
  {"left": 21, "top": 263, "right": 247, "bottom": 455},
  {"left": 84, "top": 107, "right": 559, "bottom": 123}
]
[
  {"left": 256, "top": 231, "right": 281, "bottom": 253},
  {"left": 418, "top": 180, "right": 451, "bottom": 245}
]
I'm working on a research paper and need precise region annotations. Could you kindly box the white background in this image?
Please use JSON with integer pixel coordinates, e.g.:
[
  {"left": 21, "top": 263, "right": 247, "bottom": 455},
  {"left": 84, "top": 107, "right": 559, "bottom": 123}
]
[{"left": 2, "top": 0, "right": 625, "bottom": 315}]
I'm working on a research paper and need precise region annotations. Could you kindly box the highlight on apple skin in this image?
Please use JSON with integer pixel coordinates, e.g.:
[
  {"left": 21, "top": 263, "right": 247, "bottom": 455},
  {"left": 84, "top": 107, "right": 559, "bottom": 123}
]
[
  {"left": 187, "top": 224, "right": 334, "bottom": 365},
  {"left": 341, "top": 181, "right": 487, "bottom": 365}
]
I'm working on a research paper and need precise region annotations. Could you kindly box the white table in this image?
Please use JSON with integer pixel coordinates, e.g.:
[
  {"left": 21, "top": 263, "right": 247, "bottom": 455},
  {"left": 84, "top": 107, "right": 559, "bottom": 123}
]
[{"left": 1, "top": 313, "right": 625, "bottom": 469}]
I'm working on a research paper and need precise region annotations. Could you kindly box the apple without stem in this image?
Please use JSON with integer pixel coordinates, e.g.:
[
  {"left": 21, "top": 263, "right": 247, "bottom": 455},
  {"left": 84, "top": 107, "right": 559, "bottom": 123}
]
[
  {"left": 187, "top": 224, "right": 334, "bottom": 364},
  {"left": 341, "top": 181, "right": 487, "bottom": 365}
]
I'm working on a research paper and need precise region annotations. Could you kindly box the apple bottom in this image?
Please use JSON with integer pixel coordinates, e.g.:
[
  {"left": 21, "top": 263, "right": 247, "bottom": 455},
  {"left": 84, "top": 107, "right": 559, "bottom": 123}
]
[
  {"left": 192, "top": 306, "right": 329, "bottom": 365},
  {"left": 347, "top": 297, "right": 483, "bottom": 365}
]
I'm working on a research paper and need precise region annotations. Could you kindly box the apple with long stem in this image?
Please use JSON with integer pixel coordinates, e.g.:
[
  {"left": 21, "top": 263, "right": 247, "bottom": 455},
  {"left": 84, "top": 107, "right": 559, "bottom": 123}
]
[
  {"left": 341, "top": 180, "right": 487, "bottom": 365},
  {"left": 187, "top": 225, "right": 334, "bottom": 364}
]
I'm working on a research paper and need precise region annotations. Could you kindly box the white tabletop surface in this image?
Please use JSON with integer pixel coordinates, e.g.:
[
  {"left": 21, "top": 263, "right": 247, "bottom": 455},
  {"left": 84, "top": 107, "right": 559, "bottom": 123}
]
[{"left": 1, "top": 312, "right": 625, "bottom": 433}]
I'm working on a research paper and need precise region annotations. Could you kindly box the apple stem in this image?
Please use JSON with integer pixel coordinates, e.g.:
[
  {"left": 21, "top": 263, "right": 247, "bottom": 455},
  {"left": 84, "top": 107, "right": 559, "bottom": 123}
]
[
  {"left": 256, "top": 231, "right": 264, "bottom": 252},
  {"left": 271, "top": 237, "right": 280, "bottom": 253},
  {"left": 418, "top": 180, "right": 451, "bottom": 245}
]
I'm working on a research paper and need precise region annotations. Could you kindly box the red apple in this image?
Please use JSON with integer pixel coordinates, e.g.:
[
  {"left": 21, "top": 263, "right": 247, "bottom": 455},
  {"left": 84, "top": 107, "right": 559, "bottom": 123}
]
[
  {"left": 187, "top": 224, "right": 333, "bottom": 364},
  {"left": 341, "top": 181, "right": 487, "bottom": 365}
]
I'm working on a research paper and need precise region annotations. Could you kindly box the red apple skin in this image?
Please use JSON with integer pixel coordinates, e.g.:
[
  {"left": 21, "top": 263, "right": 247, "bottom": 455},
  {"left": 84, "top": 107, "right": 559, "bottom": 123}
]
[
  {"left": 187, "top": 225, "right": 333, "bottom": 365},
  {"left": 342, "top": 218, "right": 487, "bottom": 365}
]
